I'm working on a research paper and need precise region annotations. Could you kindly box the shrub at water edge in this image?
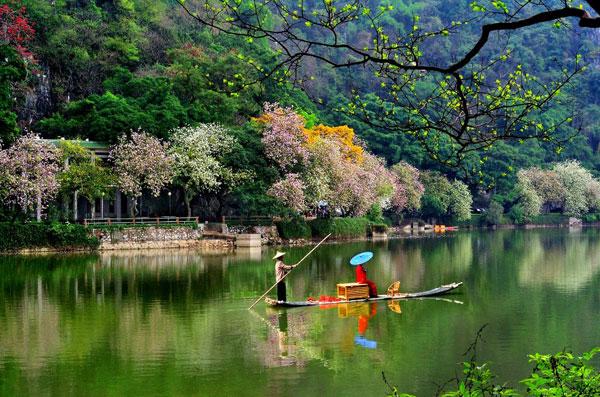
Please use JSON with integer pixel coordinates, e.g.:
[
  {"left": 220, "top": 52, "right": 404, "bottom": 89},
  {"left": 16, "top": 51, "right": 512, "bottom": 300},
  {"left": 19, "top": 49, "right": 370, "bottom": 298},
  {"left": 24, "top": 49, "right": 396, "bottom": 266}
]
[
  {"left": 0, "top": 222, "right": 99, "bottom": 252},
  {"left": 275, "top": 218, "right": 312, "bottom": 239},
  {"left": 309, "top": 217, "right": 370, "bottom": 238}
]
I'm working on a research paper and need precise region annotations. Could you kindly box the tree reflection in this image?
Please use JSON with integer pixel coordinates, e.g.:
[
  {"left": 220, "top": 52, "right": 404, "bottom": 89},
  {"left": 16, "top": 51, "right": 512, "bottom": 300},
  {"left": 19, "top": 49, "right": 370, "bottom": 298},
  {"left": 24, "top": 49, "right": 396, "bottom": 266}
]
[
  {"left": 1, "top": 230, "right": 600, "bottom": 396},
  {"left": 518, "top": 229, "right": 600, "bottom": 292}
]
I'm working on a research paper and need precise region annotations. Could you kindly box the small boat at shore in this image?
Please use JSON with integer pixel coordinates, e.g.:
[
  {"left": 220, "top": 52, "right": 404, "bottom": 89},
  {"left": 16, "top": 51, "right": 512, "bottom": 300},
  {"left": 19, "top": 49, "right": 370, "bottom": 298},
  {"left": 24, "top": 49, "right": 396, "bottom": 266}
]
[{"left": 266, "top": 282, "right": 463, "bottom": 308}]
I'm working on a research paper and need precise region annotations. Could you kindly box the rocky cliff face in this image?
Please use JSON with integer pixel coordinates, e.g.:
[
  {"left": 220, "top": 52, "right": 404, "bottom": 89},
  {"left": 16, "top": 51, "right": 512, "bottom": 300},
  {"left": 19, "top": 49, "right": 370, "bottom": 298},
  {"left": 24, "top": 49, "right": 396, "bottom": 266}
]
[{"left": 18, "top": 65, "right": 53, "bottom": 128}]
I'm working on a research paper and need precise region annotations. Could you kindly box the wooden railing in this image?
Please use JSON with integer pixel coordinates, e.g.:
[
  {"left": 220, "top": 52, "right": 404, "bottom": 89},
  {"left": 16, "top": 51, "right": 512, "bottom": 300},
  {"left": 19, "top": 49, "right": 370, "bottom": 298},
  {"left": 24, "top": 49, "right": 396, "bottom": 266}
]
[
  {"left": 84, "top": 216, "right": 275, "bottom": 227},
  {"left": 83, "top": 216, "right": 200, "bottom": 226}
]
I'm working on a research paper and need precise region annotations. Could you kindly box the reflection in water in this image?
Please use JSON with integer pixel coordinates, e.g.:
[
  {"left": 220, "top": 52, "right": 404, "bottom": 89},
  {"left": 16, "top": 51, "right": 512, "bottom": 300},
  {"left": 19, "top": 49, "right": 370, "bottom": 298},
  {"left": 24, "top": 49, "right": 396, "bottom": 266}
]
[
  {"left": 387, "top": 300, "right": 402, "bottom": 314},
  {"left": 1, "top": 229, "right": 600, "bottom": 396},
  {"left": 518, "top": 230, "right": 600, "bottom": 291},
  {"left": 355, "top": 303, "right": 378, "bottom": 349},
  {"left": 261, "top": 310, "right": 303, "bottom": 368}
]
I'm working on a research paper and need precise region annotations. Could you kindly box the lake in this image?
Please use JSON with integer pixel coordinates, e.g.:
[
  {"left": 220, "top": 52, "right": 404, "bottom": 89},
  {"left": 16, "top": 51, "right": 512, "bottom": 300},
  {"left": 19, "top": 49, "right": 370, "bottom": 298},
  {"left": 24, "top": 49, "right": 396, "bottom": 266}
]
[{"left": 1, "top": 228, "right": 599, "bottom": 396}]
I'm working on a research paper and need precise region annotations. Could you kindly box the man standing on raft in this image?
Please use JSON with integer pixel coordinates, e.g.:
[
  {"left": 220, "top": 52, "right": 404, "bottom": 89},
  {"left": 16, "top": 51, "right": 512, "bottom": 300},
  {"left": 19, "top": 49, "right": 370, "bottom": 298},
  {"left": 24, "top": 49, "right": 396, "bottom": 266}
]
[
  {"left": 273, "top": 251, "right": 296, "bottom": 302},
  {"left": 350, "top": 251, "right": 378, "bottom": 297}
]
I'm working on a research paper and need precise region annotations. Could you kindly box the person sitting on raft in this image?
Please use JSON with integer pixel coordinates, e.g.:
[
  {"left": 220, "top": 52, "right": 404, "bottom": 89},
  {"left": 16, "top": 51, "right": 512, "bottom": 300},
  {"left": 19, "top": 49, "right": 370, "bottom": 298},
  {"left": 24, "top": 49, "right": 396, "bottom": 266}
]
[{"left": 350, "top": 251, "right": 378, "bottom": 297}]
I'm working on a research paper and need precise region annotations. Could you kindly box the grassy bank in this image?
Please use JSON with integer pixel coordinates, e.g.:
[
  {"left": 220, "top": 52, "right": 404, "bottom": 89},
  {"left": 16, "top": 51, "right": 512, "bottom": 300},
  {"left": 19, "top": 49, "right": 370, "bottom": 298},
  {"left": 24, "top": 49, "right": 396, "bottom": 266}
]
[
  {"left": 276, "top": 217, "right": 375, "bottom": 239},
  {"left": 0, "top": 222, "right": 99, "bottom": 252}
]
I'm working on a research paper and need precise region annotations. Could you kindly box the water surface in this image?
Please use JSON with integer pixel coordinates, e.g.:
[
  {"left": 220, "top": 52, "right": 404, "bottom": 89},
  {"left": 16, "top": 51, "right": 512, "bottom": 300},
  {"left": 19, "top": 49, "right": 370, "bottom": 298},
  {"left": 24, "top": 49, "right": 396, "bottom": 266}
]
[{"left": 1, "top": 229, "right": 599, "bottom": 396}]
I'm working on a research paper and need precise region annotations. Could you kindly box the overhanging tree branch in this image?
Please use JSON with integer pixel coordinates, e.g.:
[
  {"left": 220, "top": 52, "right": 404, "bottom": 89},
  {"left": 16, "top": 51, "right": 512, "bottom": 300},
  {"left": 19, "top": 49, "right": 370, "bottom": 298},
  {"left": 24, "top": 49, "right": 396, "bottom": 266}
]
[{"left": 176, "top": 0, "right": 599, "bottom": 166}]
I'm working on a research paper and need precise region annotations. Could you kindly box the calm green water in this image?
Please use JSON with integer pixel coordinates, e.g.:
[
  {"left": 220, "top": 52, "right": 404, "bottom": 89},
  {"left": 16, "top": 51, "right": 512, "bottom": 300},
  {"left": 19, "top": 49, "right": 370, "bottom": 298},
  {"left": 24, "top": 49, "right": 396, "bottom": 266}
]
[{"left": 1, "top": 229, "right": 599, "bottom": 396}]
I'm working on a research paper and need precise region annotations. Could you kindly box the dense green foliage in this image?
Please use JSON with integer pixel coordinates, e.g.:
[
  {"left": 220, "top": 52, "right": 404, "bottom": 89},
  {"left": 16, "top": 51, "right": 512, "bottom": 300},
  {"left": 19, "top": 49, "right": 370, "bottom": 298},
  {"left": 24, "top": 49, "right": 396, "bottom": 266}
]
[
  {"left": 0, "top": 222, "right": 99, "bottom": 251},
  {"left": 582, "top": 213, "right": 600, "bottom": 223},
  {"left": 309, "top": 217, "right": 370, "bottom": 238},
  {"left": 0, "top": 46, "right": 26, "bottom": 144},
  {"left": 484, "top": 201, "right": 505, "bottom": 226},
  {"left": 420, "top": 172, "right": 473, "bottom": 222},
  {"left": 275, "top": 217, "right": 312, "bottom": 240},
  {"left": 276, "top": 216, "right": 389, "bottom": 239},
  {"left": 387, "top": 333, "right": 600, "bottom": 397},
  {"left": 443, "top": 348, "right": 600, "bottom": 397}
]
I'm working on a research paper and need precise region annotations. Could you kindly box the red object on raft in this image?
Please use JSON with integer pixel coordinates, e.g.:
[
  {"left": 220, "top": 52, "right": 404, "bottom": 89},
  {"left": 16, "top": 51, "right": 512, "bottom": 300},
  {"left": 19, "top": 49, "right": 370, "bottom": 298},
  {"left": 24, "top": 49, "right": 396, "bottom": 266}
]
[{"left": 306, "top": 295, "right": 342, "bottom": 302}]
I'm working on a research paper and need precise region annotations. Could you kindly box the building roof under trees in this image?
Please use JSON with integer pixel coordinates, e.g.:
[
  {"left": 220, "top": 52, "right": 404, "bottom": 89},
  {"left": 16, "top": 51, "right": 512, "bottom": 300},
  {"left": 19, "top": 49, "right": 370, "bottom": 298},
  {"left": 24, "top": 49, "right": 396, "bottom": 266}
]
[{"left": 44, "top": 139, "right": 110, "bottom": 159}]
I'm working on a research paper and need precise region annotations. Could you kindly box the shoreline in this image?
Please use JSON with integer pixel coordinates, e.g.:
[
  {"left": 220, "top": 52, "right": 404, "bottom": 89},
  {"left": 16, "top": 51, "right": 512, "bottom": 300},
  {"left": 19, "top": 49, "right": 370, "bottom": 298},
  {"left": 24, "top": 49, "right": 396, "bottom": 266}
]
[{"left": 3, "top": 222, "right": 593, "bottom": 255}]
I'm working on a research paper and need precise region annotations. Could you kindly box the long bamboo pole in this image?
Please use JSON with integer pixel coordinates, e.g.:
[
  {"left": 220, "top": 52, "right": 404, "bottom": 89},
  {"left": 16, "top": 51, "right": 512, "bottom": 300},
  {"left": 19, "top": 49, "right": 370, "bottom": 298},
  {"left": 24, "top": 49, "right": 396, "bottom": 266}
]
[{"left": 248, "top": 233, "right": 331, "bottom": 310}]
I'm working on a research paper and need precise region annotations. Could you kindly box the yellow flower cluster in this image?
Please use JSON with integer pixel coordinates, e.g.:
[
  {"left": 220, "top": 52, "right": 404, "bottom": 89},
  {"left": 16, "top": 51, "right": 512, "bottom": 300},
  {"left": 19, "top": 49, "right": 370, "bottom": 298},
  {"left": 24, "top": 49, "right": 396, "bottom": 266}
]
[
  {"left": 303, "top": 124, "right": 364, "bottom": 163},
  {"left": 253, "top": 105, "right": 364, "bottom": 163}
]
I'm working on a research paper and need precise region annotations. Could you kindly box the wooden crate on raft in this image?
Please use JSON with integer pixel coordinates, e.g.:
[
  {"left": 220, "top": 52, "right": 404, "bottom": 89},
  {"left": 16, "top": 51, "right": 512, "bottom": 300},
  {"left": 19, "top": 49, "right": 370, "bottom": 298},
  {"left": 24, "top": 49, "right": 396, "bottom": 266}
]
[{"left": 337, "top": 283, "right": 369, "bottom": 301}]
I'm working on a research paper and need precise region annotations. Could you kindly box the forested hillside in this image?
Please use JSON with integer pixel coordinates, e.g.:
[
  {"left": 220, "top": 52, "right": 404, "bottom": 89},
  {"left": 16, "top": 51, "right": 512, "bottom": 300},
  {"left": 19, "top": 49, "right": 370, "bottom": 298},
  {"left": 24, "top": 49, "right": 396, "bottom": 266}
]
[{"left": 2, "top": 0, "right": 600, "bottom": 214}]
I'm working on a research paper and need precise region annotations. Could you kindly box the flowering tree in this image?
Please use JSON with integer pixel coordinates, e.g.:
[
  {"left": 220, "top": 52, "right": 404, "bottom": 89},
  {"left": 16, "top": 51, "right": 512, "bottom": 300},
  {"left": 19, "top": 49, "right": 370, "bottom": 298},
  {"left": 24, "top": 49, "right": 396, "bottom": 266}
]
[
  {"left": 355, "top": 152, "right": 398, "bottom": 215},
  {"left": 0, "top": 134, "right": 60, "bottom": 220},
  {"left": 260, "top": 105, "right": 412, "bottom": 217},
  {"left": 267, "top": 173, "right": 306, "bottom": 212},
  {"left": 109, "top": 130, "right": 173, "bottom": 216},
  {"left": 420, "top": 171, "right": 452, "bottom": 220},
  {"left": 302, "top": 138, "right": 337, "bottom": 209},
  {"left": 0, "top": 5, "right": 35, "bottom": 60},
  {"left": 516, "top": 170, "right": 543, "bottom": 220},
  {"left": 0, "top": 5, "right": 34, "bottom": 144},
  {"left": 58, "top": 141, "right": 115, "bottom": 219},
  {"left": 303, "top": 137, "right": 388, "bottom": 216},
  {"left": 333, "top": 161, "right": 377, "bottom": 216},
  {"left": 519, "top": 167, "right": 565, "bottom": 210},
  {"left": 258, "top": 103, "right": 308, "bottom": 170},
  {"left": 304, "top": 124, "right": 364, "bottom": 162},
  {"left": 517, "top": 161, "right": 600, "bottom": 217},
  {"left": 587, "top": 179, "right": 600, "bottom": 212},
  {"left": 306, "top": 137, "right": 359, "bottom": 213},
  {"left": 169, "top": 124, "right": 239, "bottom": 217},
  {"left": 553, "top": 160, "right": 595, "bottom": 217},
  {"left": 448, "top": 180, "right": 472, "bottom": 222},
  {"left": 391, "top": 162, "right": 424, "bottom": 212}
]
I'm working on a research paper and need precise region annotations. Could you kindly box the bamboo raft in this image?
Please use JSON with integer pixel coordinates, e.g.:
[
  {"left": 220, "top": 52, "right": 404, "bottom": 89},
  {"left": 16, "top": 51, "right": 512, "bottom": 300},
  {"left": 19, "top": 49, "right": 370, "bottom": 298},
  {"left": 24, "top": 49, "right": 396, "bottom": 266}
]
[{"left": 265, "top": 282, "right": 463, "bottom": 308}]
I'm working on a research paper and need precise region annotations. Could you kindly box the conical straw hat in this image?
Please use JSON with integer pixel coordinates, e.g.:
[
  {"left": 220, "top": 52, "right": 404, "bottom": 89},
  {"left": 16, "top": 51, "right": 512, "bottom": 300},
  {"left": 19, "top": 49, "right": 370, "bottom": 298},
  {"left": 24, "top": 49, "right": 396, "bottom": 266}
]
[{"left": 272, "top": 251, "right": 286, "bottom": 260}]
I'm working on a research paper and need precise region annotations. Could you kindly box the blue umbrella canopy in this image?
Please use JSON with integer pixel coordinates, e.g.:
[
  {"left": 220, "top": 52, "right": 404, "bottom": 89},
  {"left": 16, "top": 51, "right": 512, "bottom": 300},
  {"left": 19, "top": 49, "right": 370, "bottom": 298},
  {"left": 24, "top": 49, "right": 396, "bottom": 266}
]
[{"left": 350, "top": 251, "right": 373, "bottom": 266}]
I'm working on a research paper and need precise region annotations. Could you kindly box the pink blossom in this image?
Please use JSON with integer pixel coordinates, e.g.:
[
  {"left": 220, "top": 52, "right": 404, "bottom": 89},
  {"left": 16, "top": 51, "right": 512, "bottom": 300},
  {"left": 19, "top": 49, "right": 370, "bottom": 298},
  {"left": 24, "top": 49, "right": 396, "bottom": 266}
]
[
  {"left": 259, "top": 105, "right": 424, "bottom": 216},
  {"left": 0, "top": 134, "right": 60, "bottom": 216},
  {"left": 267, "top": 173, "right": 306, "bottom": 212},
  {"left": 260, "top": 103, "right": 309, "bottom": 170},
  {"left": 391, "top": 161, "right": 424, "bottom": 212},
  {"left": 109, "top": 130, "right": 174, "bottom": 198}
]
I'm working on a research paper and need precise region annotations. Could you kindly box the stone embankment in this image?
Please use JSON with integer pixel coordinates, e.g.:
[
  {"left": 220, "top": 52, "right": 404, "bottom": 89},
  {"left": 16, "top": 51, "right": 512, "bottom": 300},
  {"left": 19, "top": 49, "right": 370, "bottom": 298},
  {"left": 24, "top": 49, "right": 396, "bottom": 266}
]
[
  {"left": 93, "top": 225, "right": 233, "bottom": 250},
  {"left": 228, "top": 225, "right": 282, "bottom": 245}
]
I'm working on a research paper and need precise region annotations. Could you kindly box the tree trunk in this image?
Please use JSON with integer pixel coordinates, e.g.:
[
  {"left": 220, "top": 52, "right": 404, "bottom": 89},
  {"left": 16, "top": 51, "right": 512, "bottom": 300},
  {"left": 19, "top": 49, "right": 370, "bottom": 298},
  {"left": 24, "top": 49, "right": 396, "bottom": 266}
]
[
  {"left": 214, "top": 193, "right": 224, "bottom": 219},
  {"left": 73, "top": 191, "right": 78, "bottom": 221},
  {"left": 115, "top": 189, "right": 122, "bottom": 220},
  {"left": 36, "top": 192, "right": 42, "bottom": 222},
  {"left": 184, "top": 189, "right": 193, "bottom": 219},
  {"left": 129, "top": 197, "right": 136, "bottom": 218},
  {"left": 90, "top": 199, "right": 96, "bottom": 220},
  {"left": 60, "top": 194, "right": 69, "bottom": 220}
]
